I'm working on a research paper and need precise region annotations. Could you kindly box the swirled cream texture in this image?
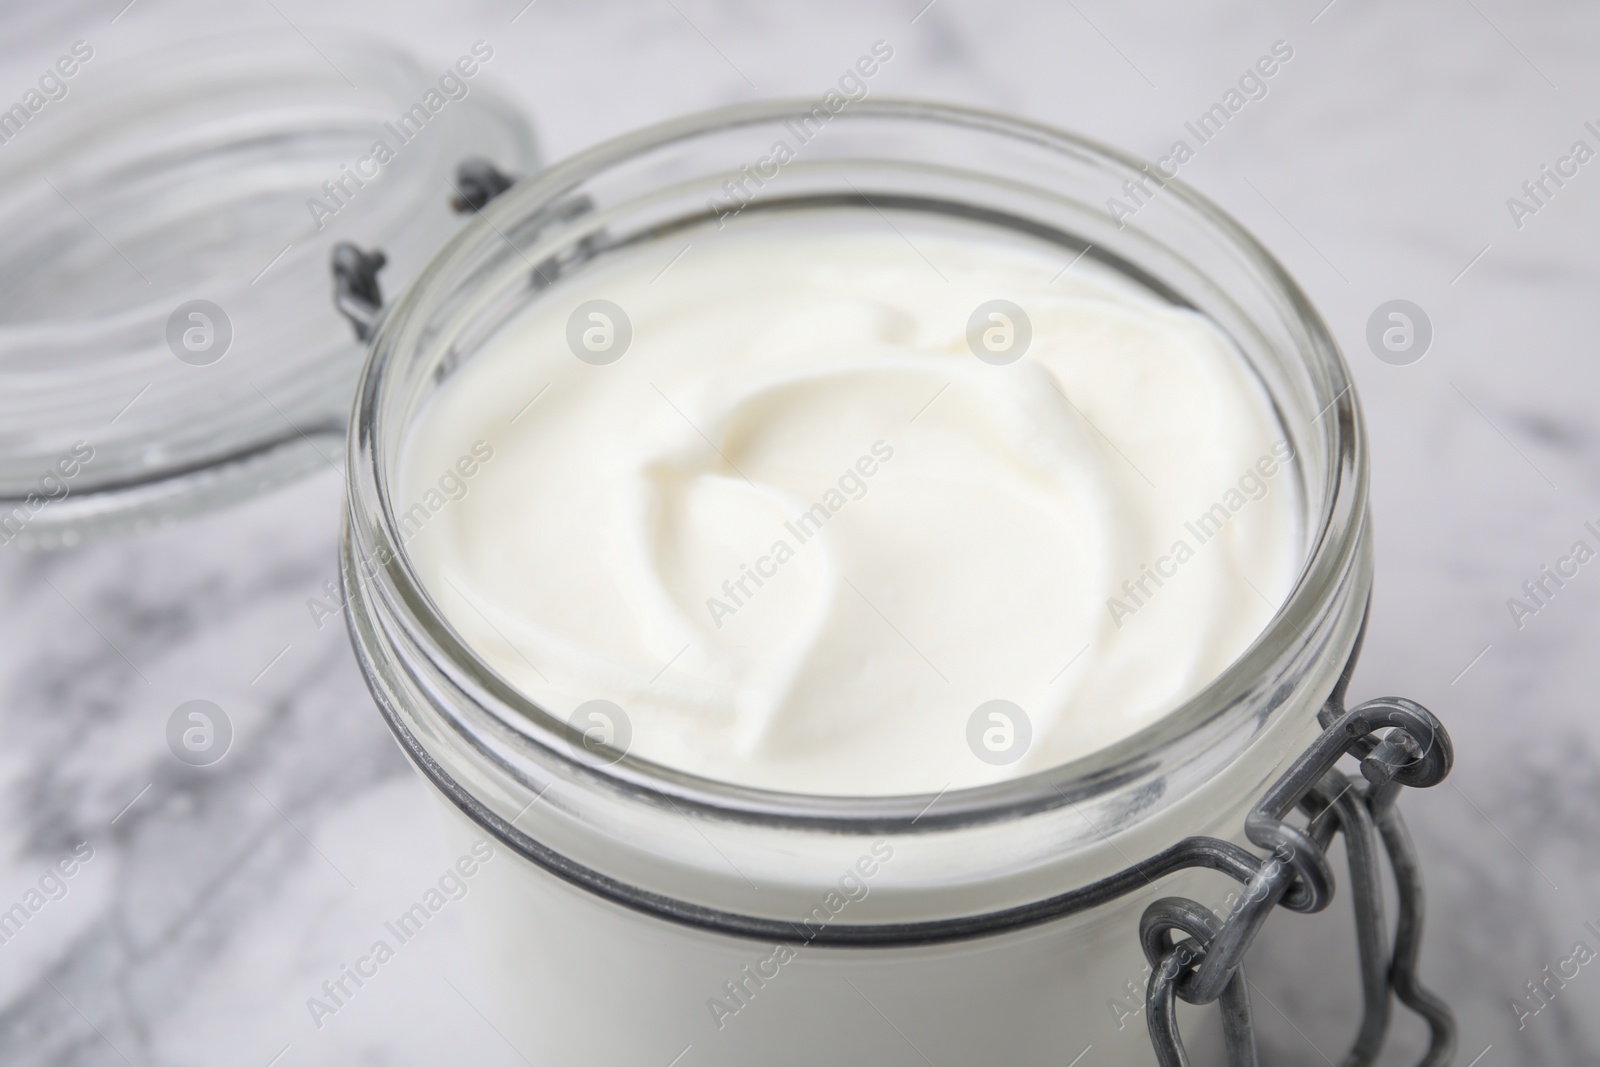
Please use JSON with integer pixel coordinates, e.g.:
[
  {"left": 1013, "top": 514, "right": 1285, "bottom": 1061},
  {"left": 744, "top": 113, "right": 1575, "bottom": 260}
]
[{"left": 399, "top": 213, "right": 1300, "bottom": 796}]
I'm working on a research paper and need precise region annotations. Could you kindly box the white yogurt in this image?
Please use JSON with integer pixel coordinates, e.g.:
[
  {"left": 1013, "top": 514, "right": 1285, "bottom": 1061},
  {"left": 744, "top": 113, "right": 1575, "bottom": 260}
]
[{"left": 398, "top": 211, "right": 1300, "bottom": 796}]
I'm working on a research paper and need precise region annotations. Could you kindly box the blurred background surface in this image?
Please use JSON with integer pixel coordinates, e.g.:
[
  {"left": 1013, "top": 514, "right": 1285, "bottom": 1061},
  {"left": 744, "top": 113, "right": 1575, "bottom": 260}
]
[{"left": 0, "top": 1, "right": 1595, "bottom": 1063}]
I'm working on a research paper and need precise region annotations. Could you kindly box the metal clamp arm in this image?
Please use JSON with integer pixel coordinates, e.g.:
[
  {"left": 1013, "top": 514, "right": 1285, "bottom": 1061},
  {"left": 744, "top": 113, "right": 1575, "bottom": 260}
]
[
  {"left": 1140, "top": 694, "right": 1456, "bottom": 1067},
  {"left": 331, "top": 159, "right": 520, "bottom": 343}
]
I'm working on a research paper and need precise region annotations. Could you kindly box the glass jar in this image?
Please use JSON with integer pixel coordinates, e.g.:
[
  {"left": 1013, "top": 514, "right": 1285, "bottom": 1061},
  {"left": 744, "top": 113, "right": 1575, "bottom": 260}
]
[
  {"left": 341, "top": 99, "right": 1369, "bottom": 1066},
  {"left": 0, "top": 30, "right": 537, "bottom": 546}
]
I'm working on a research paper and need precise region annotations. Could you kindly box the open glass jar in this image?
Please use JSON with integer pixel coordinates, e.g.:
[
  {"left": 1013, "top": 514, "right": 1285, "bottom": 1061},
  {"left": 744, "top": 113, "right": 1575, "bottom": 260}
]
[{"left": 341, "top": 100, "right": 1450, "bottom": 1066}]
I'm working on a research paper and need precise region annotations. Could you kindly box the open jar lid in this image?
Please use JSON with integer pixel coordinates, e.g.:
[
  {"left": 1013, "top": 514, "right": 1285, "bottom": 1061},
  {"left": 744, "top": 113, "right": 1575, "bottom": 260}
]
[{"left": 0, "top": 29, "right": 539, "bottom": 546}]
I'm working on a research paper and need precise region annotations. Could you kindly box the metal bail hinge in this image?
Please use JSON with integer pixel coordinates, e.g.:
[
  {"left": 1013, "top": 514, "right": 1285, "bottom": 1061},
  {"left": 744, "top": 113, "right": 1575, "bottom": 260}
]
[
  {"left": 1139, "top": 693, "right": 1456, "bottom": 1067},
  {"left": 332, "top": 243, "right": 387, "bottom": 343},
  {"left": 331, "top": 158, "right": 523, "bottom": 344},
  {"left": 450, "top": 157, "right": 517, "bottom": 213}
]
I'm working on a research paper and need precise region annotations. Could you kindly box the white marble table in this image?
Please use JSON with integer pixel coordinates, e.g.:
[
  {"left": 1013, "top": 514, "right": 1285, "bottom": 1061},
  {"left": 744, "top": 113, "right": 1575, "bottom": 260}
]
[{"left": 2, "top": 1, "right": 1595, "bottom": 1063}]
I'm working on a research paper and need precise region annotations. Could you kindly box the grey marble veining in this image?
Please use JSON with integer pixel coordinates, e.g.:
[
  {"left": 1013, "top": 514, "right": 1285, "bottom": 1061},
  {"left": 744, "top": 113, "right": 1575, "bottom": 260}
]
[{"left": 3, "top": 1, "right": 1598, "bottom": 1064}]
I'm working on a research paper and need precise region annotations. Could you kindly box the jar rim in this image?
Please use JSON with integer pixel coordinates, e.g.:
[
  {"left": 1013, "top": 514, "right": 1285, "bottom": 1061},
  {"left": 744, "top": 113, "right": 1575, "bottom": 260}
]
[{"left": 346, "top": 97, "right": 1366, "bottom": 833}]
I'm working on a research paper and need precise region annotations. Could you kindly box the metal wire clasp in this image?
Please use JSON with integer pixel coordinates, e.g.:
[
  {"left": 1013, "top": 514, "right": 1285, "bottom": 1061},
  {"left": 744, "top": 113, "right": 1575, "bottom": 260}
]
[
  {"left": 330, "top": 157, "right": 605, "bottom": 346},
  {"left": 1139, "top": 691, "right": 1455, "bottom": 1067},
  {"left": 331, "top": 158, "right": 520, "bottom": 344}
]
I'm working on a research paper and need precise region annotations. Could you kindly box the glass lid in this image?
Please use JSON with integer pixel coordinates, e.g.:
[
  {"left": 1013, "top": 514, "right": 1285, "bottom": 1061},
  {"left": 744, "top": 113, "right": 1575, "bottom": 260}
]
[{"left": 0, "top": 29, "right": 539, "bottom": 546}]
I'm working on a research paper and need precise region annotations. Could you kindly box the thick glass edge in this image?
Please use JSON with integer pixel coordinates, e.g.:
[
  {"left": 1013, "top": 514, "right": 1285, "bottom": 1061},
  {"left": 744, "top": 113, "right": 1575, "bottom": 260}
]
[{"left": 344, "top": 97, "right": 1367, "bottom": 830}]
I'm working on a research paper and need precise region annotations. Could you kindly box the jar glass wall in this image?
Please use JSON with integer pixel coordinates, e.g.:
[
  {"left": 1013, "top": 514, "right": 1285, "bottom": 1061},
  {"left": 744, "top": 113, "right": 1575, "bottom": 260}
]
[{"left": 342, "top": 100, "right": 1368, "bottom": 1065}]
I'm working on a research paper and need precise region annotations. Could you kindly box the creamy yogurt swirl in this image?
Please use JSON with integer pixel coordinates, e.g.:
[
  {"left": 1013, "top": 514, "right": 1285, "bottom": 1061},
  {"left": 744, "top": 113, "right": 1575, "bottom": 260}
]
[{"left": 398, "top": 212, "right": 1300, "bottom": 796}]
